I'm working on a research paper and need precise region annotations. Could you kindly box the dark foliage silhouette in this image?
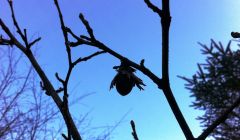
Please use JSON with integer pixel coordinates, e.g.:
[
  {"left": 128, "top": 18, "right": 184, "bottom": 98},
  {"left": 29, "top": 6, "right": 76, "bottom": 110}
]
[{"left": 180, "top": 40, "right": 240, "bottom": 140}]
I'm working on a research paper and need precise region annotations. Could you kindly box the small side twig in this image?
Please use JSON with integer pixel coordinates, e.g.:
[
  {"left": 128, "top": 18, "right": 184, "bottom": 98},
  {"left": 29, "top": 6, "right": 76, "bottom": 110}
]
[
  {"left": 7, "top": 0, "right": 40, "bottom": 50},
  {"left": 65, "top": 27, "right": 80, "bottom": 40},
  {"left": 55, "top": 73, "right": 65, "bottom": 85},
  {"left": 62, "top": 133, "right": 68, "bottom": 140},
  {"left": 79, "top": 13, "right": 96, "bottom": 40},
  {"left": 140, "top": 59, "right": 145, "bottom": 67},
  {"left": 130, "top": 120, "right": 139, "bottom": 140},
  {"left": 231, "top": 32, "right": 240, "bottom": 38},
  {"left": 40, "top": 81, "right": 51, "bottom": 96},
  {"left": 8, "top": 0, "right": 28, "bottom": 46},
  {"left": 56, "top": 87, "right": 64, "bottom": 94},
  {"left": 28, "top": 37, "right": 41, "bottom": 48},
  {"left": 23, "top": 28, "right": 28, "bottom": 45},
  {"left": 0, "top": 36, "right": 13, "bottom": 46},
  {"left": 72, "top": 50, "right": 106, "bottom": 66},
  {"left": 144, "top": 0, "right": 163, "bottom": 17}
]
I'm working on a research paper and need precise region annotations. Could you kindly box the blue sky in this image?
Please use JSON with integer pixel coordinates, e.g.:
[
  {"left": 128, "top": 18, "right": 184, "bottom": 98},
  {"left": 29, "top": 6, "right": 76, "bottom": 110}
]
[{"left": 1, "top": 0, "right": 240, "bottom": 140}]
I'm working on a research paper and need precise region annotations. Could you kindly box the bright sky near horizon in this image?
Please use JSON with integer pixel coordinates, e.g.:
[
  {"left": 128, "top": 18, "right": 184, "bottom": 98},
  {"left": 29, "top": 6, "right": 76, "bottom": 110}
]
[{"left": 1, "top": 0, "right": 240, "bottom": 140}]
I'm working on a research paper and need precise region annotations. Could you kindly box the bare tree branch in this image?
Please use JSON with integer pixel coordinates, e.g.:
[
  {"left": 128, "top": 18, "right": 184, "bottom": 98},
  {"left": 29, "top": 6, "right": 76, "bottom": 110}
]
[
  {"left": 0, "top": 5, "right": 81, "bottom": 140},
  {"left": 79, "top": 14, "right": 96, "bottom": 40},
  {"left": 73, "top": 51, "right": 106, "bottom": 66},
  {"left": 55, "top": 72, "right": 65, "bottom": 85},
  {"left": 28, "top": 37, "right": 41, "bottom": 48},
  {"left": 83, "top": 1, "right": 194, "bottom": 140},
  {"left": 231, "top": 32, "right": 240, "bottom": 38},
  {"left": 74, "top": 14, "right": 164, "bottom": 89},
  {"left": 0, "top": 19, "right": 26, "bottom": 52},
  {"left": 0, "top": 36, "right": 13, "bottom": 46},
  {"left": 2, "top": 0, "right": 237, "bottom": 140},
  {"left": 7, "top": 0, "right": 26, "bottom": 45},
  {"left": 130, "top": 120, "right": 139, "bottom": 140},
  {"left": 56, "top": 87, "right": 64, "bottom": 94},
  {"left": 144, "top": 0, "right": 163, "bottom": 17},
  {"left": 75, "top": 9, "right": 195, "bottom": 139}
]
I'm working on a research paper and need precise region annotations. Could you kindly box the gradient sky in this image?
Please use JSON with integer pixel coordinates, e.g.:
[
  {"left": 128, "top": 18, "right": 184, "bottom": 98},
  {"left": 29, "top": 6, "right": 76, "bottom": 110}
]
[{"left": 1, "top": 0, "right": 240, "bottom": 140}]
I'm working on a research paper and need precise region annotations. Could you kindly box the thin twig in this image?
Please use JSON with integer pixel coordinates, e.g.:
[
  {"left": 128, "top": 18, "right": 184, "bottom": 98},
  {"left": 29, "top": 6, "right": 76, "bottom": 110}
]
[
  {"left": 7, "top": 1, "right": 40, "bottom": 50},
  {"left": 8, "top": 0, "right": 27, "bottom": 45},
  {"left": 62, "top": 133, "right": 68, "bottom": 140},
  {"left": 72, "top": 50, "right": 106, "bottom": 66},
  {"left": 231, "top": 32, "right": 240, "bottom": 38},
  {"left": 130, "top": 120, "right": 139, "bottom": 140},
  {"left": 144, "top": 0, "right": 163, "bottom": 17},
  {"left": 0, "top": 19, "right": 26, "bottom": 52},
  {"left": 0, "top": 37, "right": 13, "bottom": 46},
  {"left": 29, "top": 37, "right": 41, "bottom": 47},
  {"left": 65, "top": 27, "right": 80, "bottom": 40},
  {"left": 55, "top": 73, "right": 65, "bottom": 85},
  {"left": 79, "top": 13, "right": 96, "bottom": 40},
  {"left": 56, "top": 87, "right": 64, "bottom": 94}
]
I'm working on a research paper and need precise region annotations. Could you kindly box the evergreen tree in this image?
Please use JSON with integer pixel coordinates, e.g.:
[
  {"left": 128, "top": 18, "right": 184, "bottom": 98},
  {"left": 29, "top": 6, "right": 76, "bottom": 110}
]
[{"left": 181, "top": 39, "right": 240, "bottom": 140}]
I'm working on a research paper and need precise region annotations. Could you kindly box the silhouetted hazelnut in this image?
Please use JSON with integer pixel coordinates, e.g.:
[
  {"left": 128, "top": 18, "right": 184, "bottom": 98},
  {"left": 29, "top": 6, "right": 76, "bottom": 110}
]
[{"left": 110, "top": 62, "right": 145, "bottom": 96}]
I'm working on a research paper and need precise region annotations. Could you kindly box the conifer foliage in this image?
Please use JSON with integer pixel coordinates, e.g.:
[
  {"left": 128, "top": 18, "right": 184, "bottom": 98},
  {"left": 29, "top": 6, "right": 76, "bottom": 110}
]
[{"left": 180, "top": 40, "right": 240, "bottom": 140}]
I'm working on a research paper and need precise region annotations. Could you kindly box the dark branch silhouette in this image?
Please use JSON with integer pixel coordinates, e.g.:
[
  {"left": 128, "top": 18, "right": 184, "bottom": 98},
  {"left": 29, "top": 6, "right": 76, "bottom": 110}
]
[
  {"left": 69, "top": 1, "right": 195, "bottom": 139},
  {"left": 131, "top": 120, "right": 139, "bottom": 140},
  {"left": 144, "top": 0, "right": 163, "bottom": 17},
  {"left": 231, "top": 32, "right": 240, "bottom": 38},
  {"left": 1, "top": 0, "right": 239, "bottom": 140}
]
